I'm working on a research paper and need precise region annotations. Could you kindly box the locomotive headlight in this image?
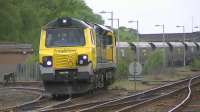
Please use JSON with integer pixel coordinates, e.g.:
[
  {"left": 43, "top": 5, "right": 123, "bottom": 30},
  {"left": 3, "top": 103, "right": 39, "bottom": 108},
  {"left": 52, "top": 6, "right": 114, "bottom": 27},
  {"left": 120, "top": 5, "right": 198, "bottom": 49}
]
[
  {"left": 62, "top": 19, "right": 67, "bottom": 24},
  {"left": 42, "top": 56, "right": 53, "bottom": 67},
  {"left": 83, "top": 55, "right": 87, "bottom": 60},
  {"left": 78, "top": 54, "right": 88, "bottom": 65},
  {"left": 46, "top": 60, "right": 52, "bottom": 66}
]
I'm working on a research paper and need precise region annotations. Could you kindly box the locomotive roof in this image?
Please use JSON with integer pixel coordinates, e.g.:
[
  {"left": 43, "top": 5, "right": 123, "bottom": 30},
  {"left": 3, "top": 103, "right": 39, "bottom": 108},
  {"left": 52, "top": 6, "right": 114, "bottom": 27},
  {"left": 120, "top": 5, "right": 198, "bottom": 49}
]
[
  {"left": 95, "top": 24, "right": 113, "bottom": 33},
  {"left": 43, "top": 17, "right": 92, "bottom": 29}
]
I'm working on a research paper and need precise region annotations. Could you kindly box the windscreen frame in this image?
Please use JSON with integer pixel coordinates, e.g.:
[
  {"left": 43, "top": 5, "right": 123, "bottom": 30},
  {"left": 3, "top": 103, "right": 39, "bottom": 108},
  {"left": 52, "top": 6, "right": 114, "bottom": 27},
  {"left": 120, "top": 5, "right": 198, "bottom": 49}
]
[{"left": 45, "top": 28, "right": 86, "bottom": 48}]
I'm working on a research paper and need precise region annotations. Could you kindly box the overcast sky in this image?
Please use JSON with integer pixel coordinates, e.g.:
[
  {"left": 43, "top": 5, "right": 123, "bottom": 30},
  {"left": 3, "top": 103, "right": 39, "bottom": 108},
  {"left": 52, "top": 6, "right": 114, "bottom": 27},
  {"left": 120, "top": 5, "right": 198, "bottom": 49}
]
[{"left": 84, "top": 0, "right": 200, "bottom": 34}]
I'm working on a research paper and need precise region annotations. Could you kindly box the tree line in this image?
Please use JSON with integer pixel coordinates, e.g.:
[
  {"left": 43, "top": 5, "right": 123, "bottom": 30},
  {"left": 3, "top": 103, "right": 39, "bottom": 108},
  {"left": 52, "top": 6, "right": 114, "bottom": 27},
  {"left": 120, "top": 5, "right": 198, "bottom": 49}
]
[{"left": 0, "top": 0, "right": 104, "bottom": 50}]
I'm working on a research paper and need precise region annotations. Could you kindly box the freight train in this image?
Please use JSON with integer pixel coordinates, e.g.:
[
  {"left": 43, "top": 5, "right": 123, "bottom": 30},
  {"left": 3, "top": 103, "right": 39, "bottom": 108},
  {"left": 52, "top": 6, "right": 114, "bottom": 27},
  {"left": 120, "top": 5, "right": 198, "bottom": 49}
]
[
  {"left": 117, "top": 42, "right": 200, "bottom": 66},
  {"left": 39, "top": 17, "right": 116, "bottom": 97}
]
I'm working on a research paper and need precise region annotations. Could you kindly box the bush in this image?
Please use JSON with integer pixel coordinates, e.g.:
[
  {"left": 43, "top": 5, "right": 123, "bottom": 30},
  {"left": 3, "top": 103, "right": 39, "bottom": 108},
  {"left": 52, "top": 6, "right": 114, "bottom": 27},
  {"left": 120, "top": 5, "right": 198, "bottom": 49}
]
[
  {"left": 190, "top": 58, "right": 200, "bottom": 69},
  {"left": 143, "top": 49, "right": 164, "bottom": 74},
  {"left": 116, "top": 48, "right": 135, "bottom": 79},
  {"left": 116, "top": 58, "right": 129, "bottom": 79},
  {"left": 25, "top": 54, "right": 39, "bottom": 64}
]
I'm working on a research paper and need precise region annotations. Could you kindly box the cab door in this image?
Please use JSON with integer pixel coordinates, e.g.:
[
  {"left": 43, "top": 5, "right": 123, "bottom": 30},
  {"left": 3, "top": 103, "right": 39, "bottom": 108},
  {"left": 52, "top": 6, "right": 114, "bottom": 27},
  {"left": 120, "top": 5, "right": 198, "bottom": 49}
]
[
  {"left": 90, "top": 30, "right": 97, "bottom": 68},
  {"left": 104, "top": 34, "right": 114, "bottom": 62}
]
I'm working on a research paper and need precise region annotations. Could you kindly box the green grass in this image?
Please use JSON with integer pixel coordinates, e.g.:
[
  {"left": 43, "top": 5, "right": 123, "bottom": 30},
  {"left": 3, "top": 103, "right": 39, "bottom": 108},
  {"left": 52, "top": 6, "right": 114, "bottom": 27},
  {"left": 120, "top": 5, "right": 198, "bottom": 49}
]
[
  {"left": 190, "top": 58, "right": 200, "bottom": 70},
  {"left": 110, "top": 67, "right": 198, "bottom": 91},
  {"left": 143, "top": 49, "right": 164, "bottom": 74},
  {"left": 108, "top": 80, "right": 155, "bottom": 91}
]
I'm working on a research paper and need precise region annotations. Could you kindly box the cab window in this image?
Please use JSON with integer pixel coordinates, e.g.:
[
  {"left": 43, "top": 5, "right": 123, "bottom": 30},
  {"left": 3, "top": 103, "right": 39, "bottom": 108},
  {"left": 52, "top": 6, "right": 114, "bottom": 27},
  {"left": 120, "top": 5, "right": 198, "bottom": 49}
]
[
  {"left": 46, "top": 28, "right": 85, "bottom": 47},
  {"left": 103, "top": 35, "right": 113, "bottom": 45}
]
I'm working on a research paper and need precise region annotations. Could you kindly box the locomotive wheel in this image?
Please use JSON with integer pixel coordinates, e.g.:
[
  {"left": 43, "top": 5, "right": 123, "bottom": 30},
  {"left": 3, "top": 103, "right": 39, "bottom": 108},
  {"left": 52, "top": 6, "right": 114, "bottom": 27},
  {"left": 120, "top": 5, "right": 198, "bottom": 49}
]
[
  {"left": 95, "top": 71, "right": 105, "bottom": 88},
  {"left": 104, "top": 71, "right": 110, "bottom": 87},
  {"left": 105, "top": 71, "right": 114, "bottom": 86}
]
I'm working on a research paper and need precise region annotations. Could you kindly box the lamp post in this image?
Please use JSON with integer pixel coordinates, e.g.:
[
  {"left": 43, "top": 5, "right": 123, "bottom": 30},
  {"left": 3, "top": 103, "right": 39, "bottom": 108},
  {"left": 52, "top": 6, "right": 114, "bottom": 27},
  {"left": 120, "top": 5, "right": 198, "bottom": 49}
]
[
  {"left": 99, "top": 11, "right": 114, "bottom": 28},
  {"left": 128, "top": 20, "right": 139, "bottom": 42},
  {"left": 155, "top": 24, "right": 166, "bottom": 68},
  {"left": 108, "top": 18, "right": 120, "bottom": 42},
  {"left": 128, "top": 20, "right": 140, "bottom": 63},
  {"left": 194, "top": 26, "right": 200, "bottom": 31},
  {"left": 193, "top": 26, "right": 200, "bottom": 42},
  {"left": 176, "top": 25, "right": 186, "bottom": 66}
]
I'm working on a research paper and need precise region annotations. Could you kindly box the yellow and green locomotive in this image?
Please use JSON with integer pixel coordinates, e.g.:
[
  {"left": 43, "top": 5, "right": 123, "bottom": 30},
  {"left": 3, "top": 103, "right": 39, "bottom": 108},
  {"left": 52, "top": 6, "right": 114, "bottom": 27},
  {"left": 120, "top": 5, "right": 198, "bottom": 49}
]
[{"left": 39, "top": 17, "right": 116, "bottom": 96}]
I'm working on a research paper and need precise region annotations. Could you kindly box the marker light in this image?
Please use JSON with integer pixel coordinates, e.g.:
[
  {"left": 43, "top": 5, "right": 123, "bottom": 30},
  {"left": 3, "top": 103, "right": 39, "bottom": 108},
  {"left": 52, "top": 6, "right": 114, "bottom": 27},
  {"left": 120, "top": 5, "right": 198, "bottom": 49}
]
[
  {"left": 79, "top": 60, "right": 84, "bottom": 64},
  {"left": 42, "top": 56, "right": 53, "bottom": 67},
  {"left": 78, "top": 54, "right": 88, "bottom": 65}
]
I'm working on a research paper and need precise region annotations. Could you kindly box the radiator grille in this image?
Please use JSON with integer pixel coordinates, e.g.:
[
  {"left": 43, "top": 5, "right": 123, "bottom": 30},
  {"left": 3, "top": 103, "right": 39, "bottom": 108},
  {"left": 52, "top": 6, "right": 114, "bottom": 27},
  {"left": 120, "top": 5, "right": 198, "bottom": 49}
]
[{"left": 53, "top": 52, "right": 77, "bottom": 69}]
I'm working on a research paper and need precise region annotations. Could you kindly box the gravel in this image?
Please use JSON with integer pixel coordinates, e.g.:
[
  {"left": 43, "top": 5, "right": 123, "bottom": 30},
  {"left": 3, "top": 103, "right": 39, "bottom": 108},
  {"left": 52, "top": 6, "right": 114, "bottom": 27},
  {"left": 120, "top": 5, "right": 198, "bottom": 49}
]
[{"left": 0, "top": 88, "right": 39, "bottom": 109}]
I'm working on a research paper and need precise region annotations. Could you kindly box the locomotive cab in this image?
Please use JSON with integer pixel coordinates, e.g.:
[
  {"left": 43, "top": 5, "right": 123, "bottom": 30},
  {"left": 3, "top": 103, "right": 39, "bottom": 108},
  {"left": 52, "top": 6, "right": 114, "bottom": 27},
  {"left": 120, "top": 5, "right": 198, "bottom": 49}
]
[{"left": 39, "top": 18, "right": 97, "bottom": 95}]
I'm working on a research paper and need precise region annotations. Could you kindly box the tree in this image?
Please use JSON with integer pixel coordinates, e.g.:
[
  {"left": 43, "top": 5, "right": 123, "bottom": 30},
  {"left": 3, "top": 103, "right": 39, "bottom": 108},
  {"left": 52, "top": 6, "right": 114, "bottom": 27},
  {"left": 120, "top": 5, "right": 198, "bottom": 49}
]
[{"left": 0, "top": 0, "right": 104, "bottom": 50}]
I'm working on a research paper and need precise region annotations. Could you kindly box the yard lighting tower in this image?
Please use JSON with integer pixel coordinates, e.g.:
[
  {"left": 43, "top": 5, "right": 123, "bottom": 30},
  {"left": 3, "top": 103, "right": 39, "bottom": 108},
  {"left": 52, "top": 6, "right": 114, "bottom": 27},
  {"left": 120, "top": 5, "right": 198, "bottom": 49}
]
[
  {"left": 194, "top": 26, "right": 200, "bottom": 31},
  {"left": 128, "top": 20, "right": 139, "bottom": 42},
  {"left": 99, "top": 11, "right": 114, "bottom": 28},
  {"left": 176, "top": 25, "right": 186, "bottom": 66},
  {"left": 155, "top": 24, "right": 166, "bottom": 68},
  {"left": 193, "top": 26, "right": 200, "bottom": 42},
  {"left": 128, "top": 20, "right": 140, "bottom": 63}
]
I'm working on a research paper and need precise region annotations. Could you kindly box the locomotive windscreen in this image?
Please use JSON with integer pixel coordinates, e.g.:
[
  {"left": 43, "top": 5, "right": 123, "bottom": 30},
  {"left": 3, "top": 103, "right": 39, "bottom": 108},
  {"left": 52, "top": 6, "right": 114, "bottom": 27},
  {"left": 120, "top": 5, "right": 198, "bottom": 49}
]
[{"left": 46, "top": 28, "right": 85, "bottom": 47}]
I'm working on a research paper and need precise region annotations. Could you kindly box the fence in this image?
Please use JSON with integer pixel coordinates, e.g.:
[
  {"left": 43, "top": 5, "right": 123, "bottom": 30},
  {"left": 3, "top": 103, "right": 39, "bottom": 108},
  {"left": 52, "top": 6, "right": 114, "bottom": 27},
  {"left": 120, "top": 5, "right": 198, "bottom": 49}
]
[{"left": 0, "top": 63, "right": 41, "bottom": 82}]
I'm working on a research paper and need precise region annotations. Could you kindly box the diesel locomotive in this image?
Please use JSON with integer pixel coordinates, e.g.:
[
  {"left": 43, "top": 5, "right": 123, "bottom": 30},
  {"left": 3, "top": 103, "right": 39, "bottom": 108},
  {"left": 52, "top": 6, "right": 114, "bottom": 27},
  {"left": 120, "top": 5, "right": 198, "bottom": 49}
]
[{"left": 39, "top": 17, "right": 116, "bottom": 96}]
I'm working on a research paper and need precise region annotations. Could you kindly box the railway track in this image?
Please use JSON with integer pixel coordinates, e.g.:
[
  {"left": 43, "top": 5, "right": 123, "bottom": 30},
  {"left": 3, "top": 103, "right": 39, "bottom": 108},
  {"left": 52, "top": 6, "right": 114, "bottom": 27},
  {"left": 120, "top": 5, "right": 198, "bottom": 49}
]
[
  {"left": 18, "top": 97, "right": 71, "bottom": 112},
  {"left": 114, "top": 75, "right": 200, "bottom": 112},
  {"left": 0, "top": 86, "right": 124, "bottom": 112},
  {"left": 40, "top": 97, "right": 117, "bottom": 112},
  {"left": 179, "top": 88, "right": 200, "bottom": 112},
  {"left": 1, "top": 86, "right": 45, "bottom": 92},
  {"left": 1, "top": 75, "right": 200, "bottom": 112},
  {"left": 167, "top": 78, "right": 200, "bottom": 112},
  {"left": 27, "top": 75, "right": 200, "bottom": 112},
  {"left": 0, "top": 81, "right": 43, "bottom": 88},
  {"left": 0, "top": 87, "right": 44, "bottom": 112},
  {"left": 0, "top": 86, "right": 73, "bottom": 112},
  {"left": 72, "top": 75, "right": 200, "bottom": 112}
]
